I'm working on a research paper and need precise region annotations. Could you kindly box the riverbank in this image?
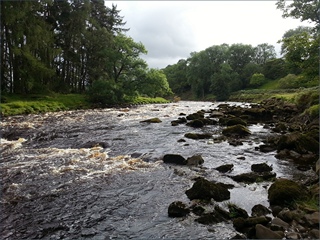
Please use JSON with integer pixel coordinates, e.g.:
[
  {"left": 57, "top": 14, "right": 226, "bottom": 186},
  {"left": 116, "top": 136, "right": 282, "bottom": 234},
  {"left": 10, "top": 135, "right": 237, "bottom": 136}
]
[{"left": 0, "top": 94, "right": 170, "bottom": 117}]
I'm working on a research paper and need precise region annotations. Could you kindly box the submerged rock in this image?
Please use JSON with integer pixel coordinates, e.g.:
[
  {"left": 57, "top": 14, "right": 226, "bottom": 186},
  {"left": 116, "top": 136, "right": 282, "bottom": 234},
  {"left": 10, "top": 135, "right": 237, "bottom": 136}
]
[
  {"left": 231, "top": 172, "right": 276, "bottom": 183},
  {"left": 268, "top": 179, "right": 310, "bottom": 206},
  {"left": 185, "top": 177, "right": 230, "bottom": 201},
  {"left": 140, "top": 117, "right": 162, "bottom": 123},
  {"left": 184, "top": 132, "right": 212, "bottom": 140},
  {"left": 168, "top": 201, "right": 190, "bottom": 217}
]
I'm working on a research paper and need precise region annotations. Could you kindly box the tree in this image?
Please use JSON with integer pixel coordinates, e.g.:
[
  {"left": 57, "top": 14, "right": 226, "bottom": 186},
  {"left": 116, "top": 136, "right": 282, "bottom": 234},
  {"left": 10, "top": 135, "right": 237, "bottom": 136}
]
[
  {"left": 253, "top": 43, "right": 276, "bottom": 65},
  {"left": 263, "top": 58, "right": 288, "bottom": 80},
  {"left": 249, "top": 73, "right": 266, "bottom": 88},
  {"left": 276, "top": 0, "right": 320, "bottom": 26},
  {"left": 138, "top": 69, "right": 173, "bottom": 98}
]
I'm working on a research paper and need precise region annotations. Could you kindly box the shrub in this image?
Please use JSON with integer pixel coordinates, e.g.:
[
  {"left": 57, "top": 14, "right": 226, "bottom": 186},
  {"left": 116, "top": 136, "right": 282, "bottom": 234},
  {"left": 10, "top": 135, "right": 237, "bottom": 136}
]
[
  {"left": 249, "top": 73, "right": 266, "bottom": 87},
  {"left": 278, "top": 74, "right": 300, "bottom": 89},
  {"left": 87, "top": 79, "right": 122, "bottom": 105}
]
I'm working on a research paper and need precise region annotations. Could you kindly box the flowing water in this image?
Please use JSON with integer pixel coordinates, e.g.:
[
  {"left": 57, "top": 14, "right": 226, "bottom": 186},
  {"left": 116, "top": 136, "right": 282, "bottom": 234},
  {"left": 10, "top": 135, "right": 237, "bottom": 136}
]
[{"left": 0, "top": 101, "right": 311, "bottom": 239}]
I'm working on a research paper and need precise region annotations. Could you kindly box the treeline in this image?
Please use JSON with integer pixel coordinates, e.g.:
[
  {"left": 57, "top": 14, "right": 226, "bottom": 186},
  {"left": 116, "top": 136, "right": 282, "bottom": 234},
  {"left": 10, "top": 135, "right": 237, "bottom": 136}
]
[
  {"left": 163, "top": 27, "right": 319, "bottom": 101},
  {"left": 1, "top": 0, "right": 172, "bottom": 103}
]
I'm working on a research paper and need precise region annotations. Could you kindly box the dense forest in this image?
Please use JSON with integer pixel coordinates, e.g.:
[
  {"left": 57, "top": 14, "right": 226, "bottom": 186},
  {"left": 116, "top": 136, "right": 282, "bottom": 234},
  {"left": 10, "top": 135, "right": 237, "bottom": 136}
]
[
  {"left": 1, "top": 0, "right": 319, "bottom": 104},
  {"left": 0, "top": 0, "right": 172, "bottom": 104}
]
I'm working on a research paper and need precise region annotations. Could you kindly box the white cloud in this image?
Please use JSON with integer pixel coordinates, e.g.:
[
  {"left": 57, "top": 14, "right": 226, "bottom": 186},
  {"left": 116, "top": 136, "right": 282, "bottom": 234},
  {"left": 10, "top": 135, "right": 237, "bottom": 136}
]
[{"left": 109, "top": 1, "right": 314, "bottom": 69}]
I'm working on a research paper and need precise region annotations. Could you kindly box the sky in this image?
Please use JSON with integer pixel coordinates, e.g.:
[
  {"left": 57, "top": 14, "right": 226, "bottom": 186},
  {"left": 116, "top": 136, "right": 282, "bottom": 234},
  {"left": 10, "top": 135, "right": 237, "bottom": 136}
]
[{"left": 106, "top": 1, "right": 314, "bottom": 69}]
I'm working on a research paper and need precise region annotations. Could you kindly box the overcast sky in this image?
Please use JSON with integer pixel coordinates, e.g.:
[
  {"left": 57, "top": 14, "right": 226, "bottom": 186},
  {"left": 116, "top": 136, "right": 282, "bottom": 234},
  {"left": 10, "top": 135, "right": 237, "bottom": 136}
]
[{"left": 107, "top": 1, "right": 314, "bottom": 69}]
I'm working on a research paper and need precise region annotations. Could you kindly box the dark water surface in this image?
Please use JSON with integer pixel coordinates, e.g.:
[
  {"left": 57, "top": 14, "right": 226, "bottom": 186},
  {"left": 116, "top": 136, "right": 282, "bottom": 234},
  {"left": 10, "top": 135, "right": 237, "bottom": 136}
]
[{"left": 0, "top": 101, "right": 306, "bottom": 239}]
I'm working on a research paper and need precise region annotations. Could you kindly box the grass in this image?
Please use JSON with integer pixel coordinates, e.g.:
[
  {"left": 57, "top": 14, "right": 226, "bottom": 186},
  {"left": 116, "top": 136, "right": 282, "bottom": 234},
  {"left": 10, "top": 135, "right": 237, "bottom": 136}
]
[{"left": 0, "top": 93, "right": 170, "bottom": 116}]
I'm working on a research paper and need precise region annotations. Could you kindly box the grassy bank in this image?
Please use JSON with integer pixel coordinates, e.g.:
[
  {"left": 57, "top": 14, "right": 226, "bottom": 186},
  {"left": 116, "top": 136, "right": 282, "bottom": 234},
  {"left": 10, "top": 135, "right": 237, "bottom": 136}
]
[{"left": 0, "top": 94, "right": 170, "bottom": 117}]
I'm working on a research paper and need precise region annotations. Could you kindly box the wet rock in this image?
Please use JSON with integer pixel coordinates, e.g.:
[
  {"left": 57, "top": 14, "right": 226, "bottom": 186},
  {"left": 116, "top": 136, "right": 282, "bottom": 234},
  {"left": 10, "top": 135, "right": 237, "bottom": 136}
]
[
  {"left": 163, "top": 154, "right": 186, "bottom": 165},
  {"left": 215, "top": 164, "right": 234, "bottom": 173},
  {"left": 228, "top": 139, "right": 243, "bottom": 146},
  {"left": 230, "top": 233, "right": 246, "bottom": 239},
  {"left": 80, "top": 141, "right": 109, "bottom": 148},
  {"left": 226, "top": 117, "right": 247, "bottom": 127},
  {"left": 277, "top": 132, "right": 319, "bottom": 155},
  {"left": 168, "top": 201, "right": 190, "bottom": 217},
  {"left": 259, "top": 144, "right": 276, "bottom": 153},
  {"left": 222, "top": 124, "right": 251, "bottom": 137},
  {"left": 273, "top": 122, "right": 287, "bottom": 133},
  {"left": 187, "top": 119, "right": 204, "bottom": 128},
  {"left": 251, "top": 163, "right": 273, "bottom": 173},
  {"left": 140, "top": 117, "right": 162, "bottom": 123},
  {"left": 177, "top": 139, "right": 186, "bottom": 143},
  {"left": 228, "top": 204, "right": 249, "bottom": 219},
  {"left": 245, "top": 216, "right": 271, "bottom": 226},
  {"left": 185, "top": 177, "right": 230, "bottom": 201},
  {"left": 195, "top": 210, "right": 229, "bottom": 225},
  {"left": 191, "top": 205, "right": 205, "bottom": 216},
  {"left": 184, "top": 132, "right": 212, "bottom": 140},
  {"left": 171, "top": 117, "right": 187, "bottom": 126},
  {"left": 268, "top": 179, "right": 310, "bottom": 206},
  {"left": 186, "top": 112, "right": 204, "bottom": 120},
  {"left": 186, "top": 155, "right": 204, "bottom": 166},
  {"left": 285, "top": 232, "right": 301, "bottom": 239},
  {"left": 251, "top": 204, "right": 271, "bottom": 217},
  {"left": 230, "top": 172, "right": 276, "bottom": 183},
  {"left": 270, "top": 217, "right": 290, "bottom": 231},
  {"left": 232, "top": 217, "right": 246, "bottom": 232},
  {"left": 255, "top": 224, "right": 283, "bottom": 239}
]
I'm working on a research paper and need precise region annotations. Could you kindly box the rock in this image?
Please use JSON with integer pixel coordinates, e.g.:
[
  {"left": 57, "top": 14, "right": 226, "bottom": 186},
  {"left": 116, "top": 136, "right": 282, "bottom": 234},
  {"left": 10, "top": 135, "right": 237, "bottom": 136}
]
[
  {"left": 230, "top": 233, "right": 246, "bottom": 239},
  {"left": 277, "top": 209, "right": 305, "bottom": 223},
  {"left": 246, "top": 216, "right": 271, "bottom": 226},
  {"left": 259, "top": 144, "right": 277, "bottom": 153},
  {"left": 277, "top": 132, "right": 319, "bottom": 154},
  {"left": 231, "top": 172, "right": 276, "bottom": 183},
  {"left": 270, "top": 217, "right": 290, "bottom": 231},
  {"left": 232, "top": 217, "right": 246, "bottom": 232},
  {"left": 186, "top": 112, "right": 204, "bottom": 120},
  {"left": 309, "top": 229, "right": 320, "bottom": 239},
  {"left": 209, "top": 111, "right": 224, "bottom": 118},
  {"left": 228, "top": 204, "right": 249, "bottom": 219},
  {"left": 302, "top": 212, "right": 319, "bottom": 228},
  {"left": 255, "top": 224, "right": 283, "bottom": 239},
  {"left": 228, "top": 139, "right": 243, "bottom": 146},
  {"left": 251, "top": 204, "right": 271, "bottom": 217},
  {"left": 140, "top": 117, "right": 162, "bottom": 123},
  {"left": 80, "top": 141, "right": 109, "bottom": 148},
  {"left": 185, "top": 177, "right": 230, "bottom": 201},
  {"left": 195, "top": 211, "right": 228, "bottom": 225},
  {"left": 316, "top": 159, "right": 320, "bottom": 175},
  {"left": 226, "top": 117, "right": 247, "bottom": 127},
  {"left": 171, "top": 117, "right": 187, "bottom": 126},
  {"left": 163, "top": 154, "right": 186, "bottom": 165},
  {"left": 168, "top": 201, "right": 190, "bottom": 217},
  {"left": 187, "top": 119, "right": 204, "bottom": 128},
  {"left": 222, "top": 124, "right": 251, "bottom": 137},
  {"left": 215, "top": 164, "right": 234, "bottom": 173},
  {"left": 251, "top": 163, "right": 273, "bottom": 172},
  {"left": 191, "top": 205, "right": 205, "bottom": 216},
  {"left": 268, "top": 179, "right": 310, "bottom": 206},
  {"left": 286, "top": 232, "right": 301, "bottom": 239},
  {"left": 186, "top": 155, "right": 204, "bottom": 166},
  {"left": 184, "top": 132, "right": 212, "bottom": 140}
]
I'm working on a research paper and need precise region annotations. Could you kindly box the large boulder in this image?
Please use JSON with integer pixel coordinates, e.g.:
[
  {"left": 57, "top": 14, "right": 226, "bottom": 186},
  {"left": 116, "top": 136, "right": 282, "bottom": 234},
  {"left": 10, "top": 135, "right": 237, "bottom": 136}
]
[
  {"left": 168, "top": 201, "right": 190, "bottom": 217},
  {"left": 222, "top": 124, "right": 251, "bottom": 137},
  {"left": 231, "top": 172, "right": 276, "bottom": 183},
  {"left": 184, "top": 132, "right": 212, "bottom": 140},
  {"left": 255, "top": 224, "right": 283, "bottom": 239},
  {"left": 215, "top": 164, "right": 234, "bottom": 173},
  {"left": 226, "top": 117, "right": 247, "bottom": 127},
  {"left": 277, "top": 132, "right": 319, "bottom": 154},
  {"left": 163, "top": 154, "right": 186, "bottom": 165},
  {"left": 268, "top": 179, "right": 310, "bottom": 206},
  {"left": 185, "top": 177, "right": 230, "bottom": 201}
]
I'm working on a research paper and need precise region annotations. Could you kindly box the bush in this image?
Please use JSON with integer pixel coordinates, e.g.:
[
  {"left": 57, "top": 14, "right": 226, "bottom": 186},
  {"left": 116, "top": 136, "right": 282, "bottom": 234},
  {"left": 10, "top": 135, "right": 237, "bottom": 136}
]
[
  {"left": 87, "top": 79, "right": 122, "bottom": 105},
  {"left": 249, "top": 73, "right": 266, "bottom": 88},
  {"left": 278, "top": 74, "right": 300, "bottom": 89}
]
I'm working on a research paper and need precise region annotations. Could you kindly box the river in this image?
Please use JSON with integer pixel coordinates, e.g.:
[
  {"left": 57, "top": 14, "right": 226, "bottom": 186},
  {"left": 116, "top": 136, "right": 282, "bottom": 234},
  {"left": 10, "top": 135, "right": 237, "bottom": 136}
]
[{"left": 0, "top": 101, "right": 307, "bottom": 239}]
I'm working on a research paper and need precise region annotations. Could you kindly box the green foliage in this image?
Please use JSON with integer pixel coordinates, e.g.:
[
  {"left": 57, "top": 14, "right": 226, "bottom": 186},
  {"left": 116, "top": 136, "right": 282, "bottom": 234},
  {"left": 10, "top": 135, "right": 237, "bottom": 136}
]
[
  {"left": 249, "top": 73, "right": 266, "bottom": 88},
  {"left": 263, "top": 58, "right": 288, "bottom": 80},
  {"left": 87, "top": 79, "right": 122, "bottom": 105},
  {"left": 278, "top": 74, "right": 300, "bottom": 89}
]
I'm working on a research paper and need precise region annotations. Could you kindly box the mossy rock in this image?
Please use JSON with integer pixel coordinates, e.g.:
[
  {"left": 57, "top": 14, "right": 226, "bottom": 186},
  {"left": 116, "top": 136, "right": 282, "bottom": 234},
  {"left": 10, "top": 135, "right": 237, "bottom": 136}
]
[
  {"left": 277, "top": 132, "right": 319, "bottom": 154},
  {"left": 215, "top": 164, "right": 234, "bottom": 173},
  {"left": 140, "top": 117, "right": 162, "bottom": 123},
  {"left": 222, "top": 124, "right": 251, "bottom": 137},
  {"left": 231, "top": 172, "right": 276, "bottom": 183},
  {"left": 185, "top": 177, "right": 230, "bottom": 201},
  {"left": 226, "top": 117, "right": 247, "bottom": 127},
  {"left": 251, "top": 163, "right": 273, "bottom": 173},
  {"left": 268, "top": 178, "right": 310, "bottom": 206},
  {"left": 186, "top": 155, "right": 204, "bottom": 166},
  {"left": 187, "top": 119, "right": 204, "bottom": 128},
  {"left": 184, "top": 132, "right": 212, "bottom": 140},
  {"left": 168, "top": 201, "right": 190, "bottom": 217},
  {"left": 195, "top": 211, "right": 228, "bottom": 225},
  {"left": 186, "top": 112, "right": 204, "bottom": 120}
]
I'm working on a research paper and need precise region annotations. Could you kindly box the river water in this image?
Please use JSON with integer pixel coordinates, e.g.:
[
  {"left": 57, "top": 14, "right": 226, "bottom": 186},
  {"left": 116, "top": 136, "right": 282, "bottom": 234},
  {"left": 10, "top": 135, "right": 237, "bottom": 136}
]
[{"left": 0, "top": 101, "right": 308, "bottom": 239}]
